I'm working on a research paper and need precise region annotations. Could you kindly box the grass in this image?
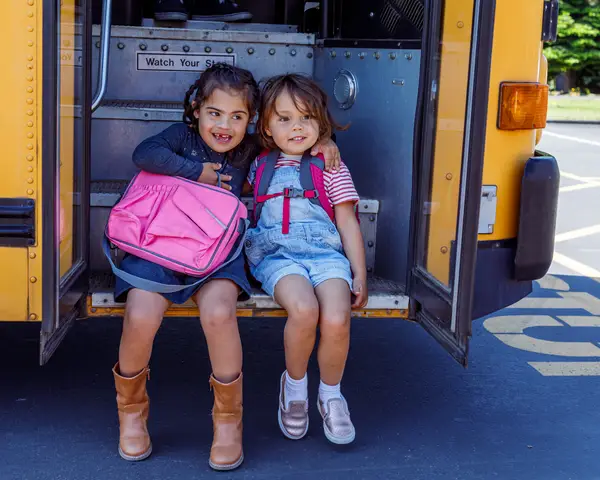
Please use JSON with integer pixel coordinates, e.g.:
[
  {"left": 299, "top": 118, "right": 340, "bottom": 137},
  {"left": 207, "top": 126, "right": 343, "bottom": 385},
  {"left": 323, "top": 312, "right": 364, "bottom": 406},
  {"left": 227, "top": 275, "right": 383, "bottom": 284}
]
[{"left": 547, "top": 94, "right": 600, "bottom": 122}]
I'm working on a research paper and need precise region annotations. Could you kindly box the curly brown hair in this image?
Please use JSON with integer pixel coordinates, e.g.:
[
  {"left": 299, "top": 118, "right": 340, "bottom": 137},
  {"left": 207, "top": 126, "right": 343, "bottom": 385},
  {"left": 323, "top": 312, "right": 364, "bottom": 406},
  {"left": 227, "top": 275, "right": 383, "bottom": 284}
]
[{"left": 257, "top": 74, "right": 347, "bottom": 150}]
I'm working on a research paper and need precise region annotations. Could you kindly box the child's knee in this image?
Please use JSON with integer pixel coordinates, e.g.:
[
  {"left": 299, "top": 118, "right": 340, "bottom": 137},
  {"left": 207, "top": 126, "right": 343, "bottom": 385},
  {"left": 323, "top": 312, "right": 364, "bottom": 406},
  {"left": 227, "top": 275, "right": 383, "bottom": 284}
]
[
  {"left": 200, "top": 302, "right": 237, "bottom": 331},
  {"left": 286, "top": 298, "right": 320, "bottom": 327},
  {"left": 319, "top": 309, "right": 351, "bottom": 337},
  {"left": 123, "top": 304, "right": 163, "bottom": 334}
]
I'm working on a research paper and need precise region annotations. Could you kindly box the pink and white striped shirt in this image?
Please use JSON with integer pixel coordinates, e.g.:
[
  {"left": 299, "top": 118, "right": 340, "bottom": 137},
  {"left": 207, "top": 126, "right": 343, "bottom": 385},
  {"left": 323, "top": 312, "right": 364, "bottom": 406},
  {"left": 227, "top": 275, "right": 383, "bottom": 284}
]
[{"left": 247, "top": 153, "right": 359, "bottom": 207}]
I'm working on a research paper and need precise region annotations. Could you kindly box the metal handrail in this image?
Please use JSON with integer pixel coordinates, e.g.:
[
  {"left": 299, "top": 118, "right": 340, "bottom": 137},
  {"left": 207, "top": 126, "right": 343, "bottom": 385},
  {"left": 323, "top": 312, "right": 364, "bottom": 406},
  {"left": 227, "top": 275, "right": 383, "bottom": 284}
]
[{"left": 91, "top": 0, "right": 113, "bottom": 112}]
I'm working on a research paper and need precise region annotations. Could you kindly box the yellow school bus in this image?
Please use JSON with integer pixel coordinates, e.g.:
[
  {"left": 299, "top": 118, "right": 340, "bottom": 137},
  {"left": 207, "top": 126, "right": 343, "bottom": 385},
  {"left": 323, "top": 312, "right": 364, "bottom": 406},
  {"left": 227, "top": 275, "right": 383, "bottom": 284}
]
[{"left": 0, "top": 0, "right": 559, "bottom": 365}]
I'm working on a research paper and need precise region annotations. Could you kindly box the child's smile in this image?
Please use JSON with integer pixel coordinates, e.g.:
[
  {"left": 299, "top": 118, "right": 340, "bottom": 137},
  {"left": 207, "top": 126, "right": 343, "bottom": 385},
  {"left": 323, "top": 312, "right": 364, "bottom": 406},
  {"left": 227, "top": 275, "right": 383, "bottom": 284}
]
[
  {"left": 266, "top": 90, "right": 319, "bottom": 155},
  {"left": 194, "top": 88, "right": 250, "bottom": 153}
]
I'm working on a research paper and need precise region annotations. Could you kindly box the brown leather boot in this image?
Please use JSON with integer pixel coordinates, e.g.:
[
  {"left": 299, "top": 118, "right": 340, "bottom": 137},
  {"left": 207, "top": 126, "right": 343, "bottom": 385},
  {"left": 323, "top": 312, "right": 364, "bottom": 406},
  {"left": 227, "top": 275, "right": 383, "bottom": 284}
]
[
  {"left": 113, "top": 363, "right": 152, "bottom": 461},
  {"left": 209, "top": 373, "right": 243, "bottom": 471}
]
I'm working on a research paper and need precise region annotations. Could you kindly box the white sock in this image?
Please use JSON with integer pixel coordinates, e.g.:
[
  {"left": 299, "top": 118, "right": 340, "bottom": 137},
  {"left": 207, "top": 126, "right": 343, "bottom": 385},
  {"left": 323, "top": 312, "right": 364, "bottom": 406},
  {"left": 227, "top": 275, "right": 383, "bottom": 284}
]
[
  {"left": 284, "top": 371, "right": 308, "bottom": 409},
  {"left": 319, "top": 380, "right": 342, "bottom": 407}
]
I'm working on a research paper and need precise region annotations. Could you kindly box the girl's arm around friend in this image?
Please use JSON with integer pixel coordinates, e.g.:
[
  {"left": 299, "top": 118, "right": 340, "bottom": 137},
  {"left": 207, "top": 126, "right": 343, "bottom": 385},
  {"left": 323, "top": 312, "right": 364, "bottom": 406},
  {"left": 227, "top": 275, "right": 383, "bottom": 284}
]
[
  {"left": 335, "top": 203, "right": 368, "bottom": 308},
  {"left": 132, "top": 123, "right": 205, "bottom": 181}
]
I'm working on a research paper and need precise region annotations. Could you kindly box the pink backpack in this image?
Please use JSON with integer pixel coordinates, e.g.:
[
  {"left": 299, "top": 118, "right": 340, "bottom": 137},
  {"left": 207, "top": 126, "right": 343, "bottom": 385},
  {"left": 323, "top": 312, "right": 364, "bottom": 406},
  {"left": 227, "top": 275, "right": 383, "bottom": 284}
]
[
  {"left": 253, "top": 150, "right": 334, "bottom": 233},
  {"left": 104, "top": 171, "right": 248, "bottom": 293}
]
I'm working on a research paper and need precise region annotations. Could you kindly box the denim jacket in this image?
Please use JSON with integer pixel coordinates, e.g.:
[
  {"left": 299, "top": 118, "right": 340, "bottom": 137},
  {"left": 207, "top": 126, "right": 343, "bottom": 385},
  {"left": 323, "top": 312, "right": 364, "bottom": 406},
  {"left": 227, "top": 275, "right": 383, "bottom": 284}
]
[{"left": 132, "top": 122, "right": 259, "bottom": 199}]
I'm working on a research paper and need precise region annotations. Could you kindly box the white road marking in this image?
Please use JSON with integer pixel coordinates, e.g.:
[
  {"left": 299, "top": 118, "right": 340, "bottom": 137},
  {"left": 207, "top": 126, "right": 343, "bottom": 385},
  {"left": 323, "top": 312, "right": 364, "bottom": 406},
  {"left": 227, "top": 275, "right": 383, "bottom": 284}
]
[
  {"left": 484, "top": 315, "right": 561, "bottom": 334},
  {"left": 535, "top": 275, "right": 570, "bottom": 291},
  {"left": 552, "top": 252, "right": 600, "bottom": 278},
  {"left": 561, "top": 171, "right": 596, "bottom": 182},
  {"left": 555, "top": 224, "right": 600, "bottom": 243},
  {"left": 529, "top": 362, "right": 600, "bottom": 376},
  {"left": 545, "top": 131, "right": 600, "bottom": 147},
  {"left": 508, "top": 291, "right": 600, "bottom": 313},
  {"left": 559, "top": 316, "right": 600, "bottom": 327},
  {"left": 560, "top": 183, "right": 600, "bottom": 193}
]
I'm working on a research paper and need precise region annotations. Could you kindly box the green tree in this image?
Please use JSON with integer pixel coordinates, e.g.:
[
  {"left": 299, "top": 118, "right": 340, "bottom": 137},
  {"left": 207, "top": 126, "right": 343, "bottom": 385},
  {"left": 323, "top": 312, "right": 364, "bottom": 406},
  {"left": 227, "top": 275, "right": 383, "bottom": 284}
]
[{"left": 544, "top": 0, "right": 600, "bottom": 92}]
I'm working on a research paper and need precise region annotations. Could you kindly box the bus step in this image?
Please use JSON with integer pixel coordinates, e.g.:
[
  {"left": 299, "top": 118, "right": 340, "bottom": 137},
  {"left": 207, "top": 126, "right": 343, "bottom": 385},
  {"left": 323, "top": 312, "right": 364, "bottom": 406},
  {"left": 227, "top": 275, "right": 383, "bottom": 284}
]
[{"left": 88, "top": 272, "right": 409, "bottom": 319}]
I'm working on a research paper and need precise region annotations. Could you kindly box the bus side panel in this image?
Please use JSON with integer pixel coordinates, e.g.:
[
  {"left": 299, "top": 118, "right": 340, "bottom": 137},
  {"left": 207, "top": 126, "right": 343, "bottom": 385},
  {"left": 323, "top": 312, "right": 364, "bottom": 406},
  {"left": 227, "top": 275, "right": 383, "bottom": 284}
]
[
  {"left": 480, "top": 0, "right": 545, "bottom": 240},
  {"left": 471, "top": 0, "right": 547, "bottom": 318},
  {"left": 0, "top": 1, "right": 44, "bottom": 321},
  {"left": 0, "top": 250, "right": 29, "bottom": 320}
]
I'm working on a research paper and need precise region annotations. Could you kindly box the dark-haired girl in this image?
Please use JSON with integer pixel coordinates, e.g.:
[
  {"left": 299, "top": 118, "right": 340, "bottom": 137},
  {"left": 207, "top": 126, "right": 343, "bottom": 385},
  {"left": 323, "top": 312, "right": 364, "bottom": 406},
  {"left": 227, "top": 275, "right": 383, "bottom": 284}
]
[{"left": 111, "top": 64, "right": 340, "bottom": 470}]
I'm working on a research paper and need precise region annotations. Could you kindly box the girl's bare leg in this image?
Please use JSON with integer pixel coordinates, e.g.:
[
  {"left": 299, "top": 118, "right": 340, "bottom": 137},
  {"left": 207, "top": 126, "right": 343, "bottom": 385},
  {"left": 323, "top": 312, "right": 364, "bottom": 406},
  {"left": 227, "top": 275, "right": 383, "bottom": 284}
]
[
  {"left": 119, "top": 289, "right": 169, "bottom": 377},
  {"left": 195, "top": 279, "right": 242, "bottom": 383},
  {"left": 314, "top": 279, "right": 352, "bottom": 386},
  {"left": 274, "top": 275, "right": 320, "bottom": 380}
]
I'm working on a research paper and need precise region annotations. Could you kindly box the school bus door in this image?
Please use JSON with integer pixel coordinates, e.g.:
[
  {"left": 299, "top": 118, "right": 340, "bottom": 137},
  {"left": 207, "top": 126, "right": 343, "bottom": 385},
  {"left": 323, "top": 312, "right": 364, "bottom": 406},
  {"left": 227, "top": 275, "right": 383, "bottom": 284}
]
[
  {"left": 39, "top": 0, "right": 91, "bottom": 364},
  {"left": 409, "top": 0, "right": 494, "bottom": 366}
]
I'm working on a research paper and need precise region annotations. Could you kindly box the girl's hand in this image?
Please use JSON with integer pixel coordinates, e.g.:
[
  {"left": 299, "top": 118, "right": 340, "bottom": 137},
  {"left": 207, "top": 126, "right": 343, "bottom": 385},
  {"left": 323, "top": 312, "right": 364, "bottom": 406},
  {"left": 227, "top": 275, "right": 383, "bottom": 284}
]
[
  {"left": 311, "top": 138, "right": 341, "bottom": 172},
  {"left": 351, "top": 276, "right": 368, "bottom": 309},
  {"left": 197, "top": 163, "right": 232, "bottom": 191}
]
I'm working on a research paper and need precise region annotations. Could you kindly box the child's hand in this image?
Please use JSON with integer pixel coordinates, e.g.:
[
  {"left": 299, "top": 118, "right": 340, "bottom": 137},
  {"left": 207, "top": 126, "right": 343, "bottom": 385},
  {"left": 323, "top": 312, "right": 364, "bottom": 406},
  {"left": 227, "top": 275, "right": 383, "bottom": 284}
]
[
  {"left": 311, "top": 138, "right": 341, "bottom": 172},
  {"left": 197, "top": 163, "right": 232, "bottom": 191},
  {"left": 351, "top": 277, "right": 368, "bottom": 309}
]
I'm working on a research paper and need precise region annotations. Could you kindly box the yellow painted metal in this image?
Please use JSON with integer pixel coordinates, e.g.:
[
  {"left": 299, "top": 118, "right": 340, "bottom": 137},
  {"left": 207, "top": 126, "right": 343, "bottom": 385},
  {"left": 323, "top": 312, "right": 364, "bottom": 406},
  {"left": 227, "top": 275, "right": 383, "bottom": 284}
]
[
  {"left": 480, "top": 0, "right": 544, "bottom": 241},
  {"left": 423, "top": 0, "right": 475, "bottom": 286},
  {"left": 0, "top": 250, "right": 29, "bottom": 320},
  {"left": 0, "top": 0, "right": 42, "bottom": 321},
  {"left": 59, "top": 1, "right": 78, "bottom": 277}
]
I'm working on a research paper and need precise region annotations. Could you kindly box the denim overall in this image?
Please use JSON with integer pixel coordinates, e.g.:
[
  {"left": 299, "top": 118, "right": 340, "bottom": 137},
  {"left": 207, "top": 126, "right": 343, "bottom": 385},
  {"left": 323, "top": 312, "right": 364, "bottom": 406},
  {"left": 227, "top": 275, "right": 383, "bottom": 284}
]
[{"left": 245, "top": 163, "right": 353, "bottom": 297}]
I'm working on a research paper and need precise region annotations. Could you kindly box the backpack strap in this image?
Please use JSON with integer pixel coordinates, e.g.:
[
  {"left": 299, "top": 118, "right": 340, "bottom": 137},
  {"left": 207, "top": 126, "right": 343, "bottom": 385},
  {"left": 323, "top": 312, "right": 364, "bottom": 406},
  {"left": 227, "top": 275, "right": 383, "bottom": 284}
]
[
  {"left": 252, "top": 149, "right": 279, "bottom": 226},
  {"left": 299, "top": 153, "right": 335, "bottom": 221}
]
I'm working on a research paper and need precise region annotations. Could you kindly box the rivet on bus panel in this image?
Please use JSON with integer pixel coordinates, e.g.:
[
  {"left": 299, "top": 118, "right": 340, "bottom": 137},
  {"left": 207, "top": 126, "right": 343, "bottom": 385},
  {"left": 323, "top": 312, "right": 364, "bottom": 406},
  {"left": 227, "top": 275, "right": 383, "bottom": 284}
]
[
  {"left": 27, "top": 178, "right": 34, "bottom": 184},
  {"left": 441, "top": 246, "right": 448, "bottom": 254},
  {"left": 446, "top": 173, "right": 453, "bottom": 180},
  {"left": 28, "top": 41, "right": 34, "bottom": 47},
  {"left": 118, "top": 43, "right": 125, "bottom": 50},
  {"left": 27, "top": 155, "right": 33, "bottom": 161},
  {"left": 27, "top": 110, "right": 33, "bottom": 116},
  {"left": 344, "top": 51, "right": 351, "bottom": 58},
  {"left": 205, "top": 46, "right": 212, "bottom": 53},
  {"left": 290, "top": 49, "right": 297, "bottom": 56},
  {"left": 28, "top": 12, "right": 34, "bottom": 17},
  {"left": 27, "top": 99, "right": 33, "bottom": 105},
  {"left": 27, "top": 64, "right": 34, "bottom": 70},
  {"left": 27, "top": 167, "right": 33, "bottom": 172},
  {"left": 374, "top": 52, "right": 381, "bottom": 60},
  {"left": 183, "top": 45, "right": 190, "bottom": 52},
  {"left": 27, "top": 189, "right": 34, "bottom": 195},
  {"left": 27, "top": 144, "right": 33, "bottom": 150},
  {"left": 29, "top": 314, "right": 37, "bottom": 321},
  {"left": 28, "top": 0, "right": 34, "bottom": 5},
  {"left": 30, "top": 276, "right": 37, "bottom": 283},
  {"left": 389, "top": 53, "right": 397, "bottom": 60},
  {"left": 29, "top": 252, "right": 36, "bottom": 259},
  {"left": 27, "top": 87, "right": 33, "bottom": 93},
  {"left": 27, "top": 76, "right": 33, "bottom": 82},
  {"left": 28, "top": 56, "right": 33, "bottom": 61},
  {"left": 226, "top": 47, "right": 234, "bottom": 53},
  {"left": 27, "top": 133, "right": 33, "bottom": 138},
  {"left": 247, "top": 47, "right": 254, "bottom": 54},
  {"left": 457, "top": 21, "right": 464, "bottom": 28},
  {"left": 359, "top": 52, "right": 365, "bottom": 59},
  {"left": 161, "top": 44, "right": 168, "bottom": 51},
  {"left": 27, "top": 27, "right": 34, "bottom": 32},
  {"left": 330, "top": 51, "right": 336, "bottom": 58},
  {"left": 269, "top": 48, "right": 276, "bottom": 55}
]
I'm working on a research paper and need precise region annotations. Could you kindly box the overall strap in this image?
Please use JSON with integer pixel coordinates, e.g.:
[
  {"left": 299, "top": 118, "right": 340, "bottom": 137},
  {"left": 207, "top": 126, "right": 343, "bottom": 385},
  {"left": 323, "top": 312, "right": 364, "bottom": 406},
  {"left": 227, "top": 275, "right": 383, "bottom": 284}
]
[{"left": 253, "top": 149, "right": 280, "bottom": 226}]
